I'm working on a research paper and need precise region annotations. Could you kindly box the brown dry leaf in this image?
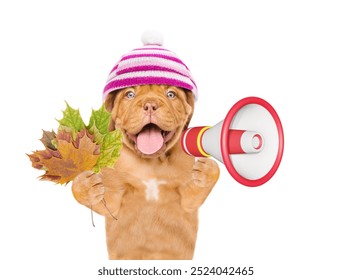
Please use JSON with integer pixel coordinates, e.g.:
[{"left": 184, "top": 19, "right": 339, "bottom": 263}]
[{"left": 40, "top": 130, "right": 57, "bottom": 150}]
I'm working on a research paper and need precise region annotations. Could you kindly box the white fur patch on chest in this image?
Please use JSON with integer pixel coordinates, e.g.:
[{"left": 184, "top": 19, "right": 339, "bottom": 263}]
[{"left": 142, "top": 179, "right": 166, "bottom": 201}]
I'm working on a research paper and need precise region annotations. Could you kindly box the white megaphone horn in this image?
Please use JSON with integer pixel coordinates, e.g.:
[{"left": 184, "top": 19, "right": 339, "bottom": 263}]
[{"left": 181, "top": 97, "right": 284, "bottom": 187}]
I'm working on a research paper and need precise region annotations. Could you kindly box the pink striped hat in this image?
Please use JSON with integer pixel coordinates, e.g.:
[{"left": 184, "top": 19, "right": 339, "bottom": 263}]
[{"left": 103, "top": 30, "right": 198, "bottom": 101}]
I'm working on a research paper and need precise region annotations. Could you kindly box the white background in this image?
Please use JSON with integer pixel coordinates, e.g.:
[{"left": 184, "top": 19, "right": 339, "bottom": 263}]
[{"left": 1, "top": 0, "right": 351, "bottom": 279}]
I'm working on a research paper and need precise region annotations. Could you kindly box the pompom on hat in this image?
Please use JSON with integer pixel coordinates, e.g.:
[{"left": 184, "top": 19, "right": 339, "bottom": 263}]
[{"left": 103, "top": 30, "right": 198, "bottom": 101}]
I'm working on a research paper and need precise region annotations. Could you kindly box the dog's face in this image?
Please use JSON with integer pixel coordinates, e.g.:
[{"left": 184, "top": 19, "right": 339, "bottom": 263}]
[{"left": 105, "top": 85, "right": 194, "bottom": 158}]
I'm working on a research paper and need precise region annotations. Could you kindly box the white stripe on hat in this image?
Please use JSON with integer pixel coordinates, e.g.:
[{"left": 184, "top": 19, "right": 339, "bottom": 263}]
[
  {"left": 117, "top": 57, "right": 190, "bottom": 75},
  {"left": 109, "top": 70, "right": 196, "bottom": 88},
  {"left": 106, "top": 53, "right": 190, "bottom": 83}
]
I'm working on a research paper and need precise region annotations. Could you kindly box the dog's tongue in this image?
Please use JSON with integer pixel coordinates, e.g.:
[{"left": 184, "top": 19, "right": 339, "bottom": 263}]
[{"left": 136, "top": 125, "right": 164, "bottom": 155}]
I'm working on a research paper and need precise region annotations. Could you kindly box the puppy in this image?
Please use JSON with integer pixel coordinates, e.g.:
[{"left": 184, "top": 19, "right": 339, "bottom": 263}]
[{"left": 72, "top": 85, "right": 219, "bottom": 259}]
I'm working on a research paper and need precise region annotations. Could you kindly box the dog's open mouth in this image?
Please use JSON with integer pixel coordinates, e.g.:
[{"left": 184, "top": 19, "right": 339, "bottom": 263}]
[{"left": 127, "top": 124, "right": 175, "bottom": 155}]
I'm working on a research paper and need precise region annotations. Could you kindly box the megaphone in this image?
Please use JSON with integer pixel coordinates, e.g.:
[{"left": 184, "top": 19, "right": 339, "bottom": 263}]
[{"left": 181, "top": 97, "right": 284, "bottom": 187}]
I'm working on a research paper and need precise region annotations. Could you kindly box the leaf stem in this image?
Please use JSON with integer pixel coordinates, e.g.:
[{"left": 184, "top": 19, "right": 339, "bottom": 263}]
[
  {"left": 101, "top": 198, "right": 118, "bottom": 220},
  {"left": 90, "top": 204, "right": 95, "bottom": 227}
]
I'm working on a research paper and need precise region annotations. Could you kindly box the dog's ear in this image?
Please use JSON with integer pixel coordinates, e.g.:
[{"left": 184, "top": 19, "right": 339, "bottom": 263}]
[
  {"left": 104, "top": 91, "right": 119, "bottom": 132},
  {"left": 104, "top": 91, "right": 117, "bottom": 112},
  {"left": 184, "top": 90, "right": 195, "bottom": 130}
]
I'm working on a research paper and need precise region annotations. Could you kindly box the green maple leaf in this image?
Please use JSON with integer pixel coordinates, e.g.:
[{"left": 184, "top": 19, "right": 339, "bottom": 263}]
[
  {"left": 93, "top": 129, "right": 123, "bottom": 173},
  {"left": 87, "top": 105, "right": 110, "bottom": 136},
  {"left": 87, "top": 104, "right": 123, "bottom": 172},
  {"left": 88, "top": 124, "right": 104, "bottom": 145},
  {"left": 57, "top": 101, "right": 85, "bottom": 137}
]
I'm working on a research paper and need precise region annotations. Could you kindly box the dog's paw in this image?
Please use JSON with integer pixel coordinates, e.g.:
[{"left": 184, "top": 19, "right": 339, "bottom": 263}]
[
  {"left": 72, "top": 171, "right": 105, "bottom": 206},
  {"left": 192, "top": 158, "right": 220, "bottom": 188}
]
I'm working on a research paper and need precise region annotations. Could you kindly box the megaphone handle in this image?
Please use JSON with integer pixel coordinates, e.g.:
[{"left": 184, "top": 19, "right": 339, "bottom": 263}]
[{"left": 181, "top": 126, "right": 211, "bottom": 157}]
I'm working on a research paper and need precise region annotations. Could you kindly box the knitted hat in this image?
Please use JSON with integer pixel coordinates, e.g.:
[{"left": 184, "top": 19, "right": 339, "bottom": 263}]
[{"left": 103, "top": 30, "right": 198, "bottom": 101}]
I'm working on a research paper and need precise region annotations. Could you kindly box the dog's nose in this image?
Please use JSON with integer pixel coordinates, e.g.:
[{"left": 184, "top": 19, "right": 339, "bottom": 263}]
[{"left": 143, "top": 102, "right": 158, "bottom": 112}]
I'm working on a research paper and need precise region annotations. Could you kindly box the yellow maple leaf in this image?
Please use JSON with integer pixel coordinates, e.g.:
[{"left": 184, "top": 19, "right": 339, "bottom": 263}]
[{"left": 29, "top": 129, "right": 100, "bottom": 184}]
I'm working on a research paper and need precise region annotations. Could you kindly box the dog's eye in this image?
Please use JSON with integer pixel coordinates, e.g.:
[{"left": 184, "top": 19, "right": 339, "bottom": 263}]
[
  {"left": 166, "top": 90, "right": 176, "bottom": 99},
  {"left": 125, "top": 91, "right": 135, "bottom": 99}
]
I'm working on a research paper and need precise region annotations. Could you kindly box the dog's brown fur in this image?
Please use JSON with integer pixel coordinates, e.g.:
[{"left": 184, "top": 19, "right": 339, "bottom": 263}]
[{"left": 72, "top": 85, "right": 219, "bottom": 259}]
